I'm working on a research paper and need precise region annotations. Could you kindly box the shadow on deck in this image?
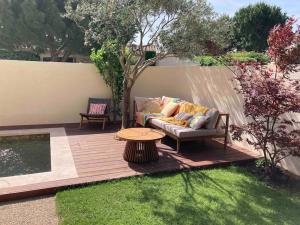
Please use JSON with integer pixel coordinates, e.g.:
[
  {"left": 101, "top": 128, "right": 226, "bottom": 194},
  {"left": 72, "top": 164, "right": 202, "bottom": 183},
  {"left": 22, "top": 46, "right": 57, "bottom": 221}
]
[{"left": 0, "top": 123, "right": 259, "bottom": 202}]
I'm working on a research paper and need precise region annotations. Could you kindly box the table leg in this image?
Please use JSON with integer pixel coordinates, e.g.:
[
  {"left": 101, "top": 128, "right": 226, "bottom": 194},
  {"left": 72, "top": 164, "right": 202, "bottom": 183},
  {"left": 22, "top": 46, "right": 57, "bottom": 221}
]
[{"left": 123, "top": 141, "right": 159, "bottom": 163}]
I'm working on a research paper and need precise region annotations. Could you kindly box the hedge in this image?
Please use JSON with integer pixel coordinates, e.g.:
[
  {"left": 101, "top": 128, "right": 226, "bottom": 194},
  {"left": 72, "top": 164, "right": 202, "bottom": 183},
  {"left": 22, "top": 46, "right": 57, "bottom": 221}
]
[
  {"left": 0, "top": 50, "right": 40, "bottom": 61},
  {"left": 194, "top": 51, "right": 270, "bottom": 66}
]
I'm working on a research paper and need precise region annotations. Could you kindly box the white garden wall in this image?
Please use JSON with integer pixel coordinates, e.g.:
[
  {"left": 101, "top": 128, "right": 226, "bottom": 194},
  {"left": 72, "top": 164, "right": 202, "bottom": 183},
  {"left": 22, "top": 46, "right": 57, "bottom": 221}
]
[{"left": 0, "top": 60, "right": 299, "bottom": 175}]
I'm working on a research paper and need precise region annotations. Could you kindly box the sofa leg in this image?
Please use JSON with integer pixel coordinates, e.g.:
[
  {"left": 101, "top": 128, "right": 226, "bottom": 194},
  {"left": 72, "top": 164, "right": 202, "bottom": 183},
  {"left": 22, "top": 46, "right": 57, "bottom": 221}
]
[
  {"left": 176, "top": 139, "right": 181, "bottom": 153},
  {"left": 102, "top": 118, "right": 106, "bottom": 130},
  {"left": 224, "top": 135, "right": 228, "bottom": 150},
  {"left": 79, "top": 118, "right": 83, "bottom": 129},
  {"left": 224, "top": 114, "right": 229, "bottom": 150}
]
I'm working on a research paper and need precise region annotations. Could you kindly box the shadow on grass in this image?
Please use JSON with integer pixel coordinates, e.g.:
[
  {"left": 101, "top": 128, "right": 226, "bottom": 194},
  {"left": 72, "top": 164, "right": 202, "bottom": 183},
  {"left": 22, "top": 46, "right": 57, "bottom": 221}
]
[{"left": 132, "top": 168, "right": 300, "bottom": 225}]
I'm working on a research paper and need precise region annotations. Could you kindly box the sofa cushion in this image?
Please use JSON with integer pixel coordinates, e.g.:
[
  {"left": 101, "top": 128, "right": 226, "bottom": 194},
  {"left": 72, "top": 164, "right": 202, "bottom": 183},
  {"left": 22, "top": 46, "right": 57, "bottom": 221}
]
[
  {"left": 162, "top": 96, "right": 180, "bottom": 107},
  {"left": 189, "top": 113, "right": 209, "bottom": 130},
  {"left": 141, "top": 99, "right": 162, "bottom": 113},
  {"left": 150, "top": 118, "right": 169, "bottom": 129},
  {"left": 161, "top": 102, "right": 179, "bottom": 117},
  {"left": 205, "top": 108, "right": 220, "bottom": 129},
  {"left": 149, "top": 119, "right": 223, "bottom": 138},
  {"left": 174, "top": 112, "right": 193, "bottom": 121},
  {"left": 175, "top": 128, "right": 224, "bottom": 138},
  {"left": 135, "top": 97, "right": 161, "bottom": 112}
]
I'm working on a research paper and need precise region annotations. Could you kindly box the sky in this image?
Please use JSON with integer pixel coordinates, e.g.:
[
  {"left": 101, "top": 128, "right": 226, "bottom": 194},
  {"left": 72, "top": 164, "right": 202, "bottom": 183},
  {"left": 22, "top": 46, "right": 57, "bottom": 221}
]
[{"left": 208, "top": 0, "right": 300, "bottom": 20}]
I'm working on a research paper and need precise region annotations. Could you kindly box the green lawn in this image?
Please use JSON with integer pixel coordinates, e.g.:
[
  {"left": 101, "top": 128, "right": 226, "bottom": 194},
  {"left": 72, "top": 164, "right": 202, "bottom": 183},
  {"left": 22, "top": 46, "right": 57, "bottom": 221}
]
[{"left": 56, "top": 167, "right": 300, "bottom": 225}]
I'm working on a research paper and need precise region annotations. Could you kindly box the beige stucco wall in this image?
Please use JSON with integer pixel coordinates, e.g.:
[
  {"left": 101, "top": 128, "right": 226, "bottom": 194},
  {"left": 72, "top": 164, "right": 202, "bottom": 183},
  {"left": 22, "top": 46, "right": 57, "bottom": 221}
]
[
  {"left": 131, "top": 65, "right": 300, "bottom": 176},
  {"left": 0, "top": 60, "right": 299, "bottom": 175},
  {"left": 0, "top": 60, "right": 111, "bottom": 126}
]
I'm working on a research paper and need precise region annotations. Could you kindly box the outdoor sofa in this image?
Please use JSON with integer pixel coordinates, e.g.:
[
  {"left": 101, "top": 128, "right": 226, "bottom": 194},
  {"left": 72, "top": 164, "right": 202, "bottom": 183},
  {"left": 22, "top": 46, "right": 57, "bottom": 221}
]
[{"left": 133, "top": 96, "right": 229, "bottom": 152}]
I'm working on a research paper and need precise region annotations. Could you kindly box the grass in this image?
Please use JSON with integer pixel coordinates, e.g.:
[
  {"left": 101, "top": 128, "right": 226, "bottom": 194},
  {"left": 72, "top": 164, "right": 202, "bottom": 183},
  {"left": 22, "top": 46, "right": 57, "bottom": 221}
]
[{"left": 56, "top": 167, "right": 300, "bottom": 225}]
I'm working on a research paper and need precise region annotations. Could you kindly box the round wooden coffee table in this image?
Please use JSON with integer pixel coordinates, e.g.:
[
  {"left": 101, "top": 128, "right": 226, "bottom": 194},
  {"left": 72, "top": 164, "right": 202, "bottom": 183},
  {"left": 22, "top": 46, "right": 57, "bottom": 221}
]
[{"left": 117, "top": 128, "right": 165, "bottom": 163}]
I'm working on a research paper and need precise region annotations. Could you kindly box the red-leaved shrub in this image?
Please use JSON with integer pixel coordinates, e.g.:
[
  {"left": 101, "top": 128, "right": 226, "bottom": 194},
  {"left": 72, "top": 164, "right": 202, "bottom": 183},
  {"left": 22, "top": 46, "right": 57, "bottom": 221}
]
[{"left": 231, "top": 18, "right": 300, "bottom": 173}]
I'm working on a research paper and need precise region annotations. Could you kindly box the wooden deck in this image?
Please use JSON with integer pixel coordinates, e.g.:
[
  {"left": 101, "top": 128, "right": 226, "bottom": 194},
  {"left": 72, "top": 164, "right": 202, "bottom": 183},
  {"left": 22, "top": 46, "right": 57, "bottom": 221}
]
[{"left": 0, "top": 124, "right": 260, "bottom": 202}]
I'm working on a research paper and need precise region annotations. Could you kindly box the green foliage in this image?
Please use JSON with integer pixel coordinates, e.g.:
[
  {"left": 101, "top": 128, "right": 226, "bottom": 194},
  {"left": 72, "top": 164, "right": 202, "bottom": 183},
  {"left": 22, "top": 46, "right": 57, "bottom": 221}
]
[
  {"left": 193, "top": 56, "right": 223, "bottom": 66},
  {"left": 194, "top": 51, "right": 269, "bottom": 66},
  {"left": 233, "top": 3, "right": 287, "bottom": 52},
  {"left": 255, "top": 159, "right": 272, "bottom": 169},
  {"left": 229, "top": 51, "right": 270, "bottom": 64},
  {"left": 0, "top": 0, "right": 87, "bottom": 61},
  {"left": 57, "top": 167, "right": 300, "bottom": 225},
  {"left": 0, "top": 50, "right": 40, "bottom": 61},
  {"left": 208, "top": 15, "right": 234, "bottom": 55},
  {"left": 145, "top": 51, "right": 157, "bottom": 66},
  {"left": 145, "top": 51, "right": 156, "bottom": 61},
  {"left": 90, "top": 41, "right": 123, "bottom": 120},
  {"left": 66, "top": 0, "right": 232, "bottom": 57}
]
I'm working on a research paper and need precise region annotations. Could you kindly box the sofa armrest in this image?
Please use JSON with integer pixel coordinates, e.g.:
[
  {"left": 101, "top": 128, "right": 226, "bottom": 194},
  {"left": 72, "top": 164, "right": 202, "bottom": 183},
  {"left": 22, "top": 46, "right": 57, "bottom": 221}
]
[
  {"left": 216, "top": 113, "right": 229, "bottom": 128},
  {"left": 216, "top": 113, "right": 229, "bottom": 135}
]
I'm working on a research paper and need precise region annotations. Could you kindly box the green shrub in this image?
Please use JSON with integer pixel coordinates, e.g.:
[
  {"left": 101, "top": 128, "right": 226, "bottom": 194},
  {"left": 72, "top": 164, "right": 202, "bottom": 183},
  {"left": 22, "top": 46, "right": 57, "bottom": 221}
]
[
  {"left": 145, "top": 51, "right": 156, "bottom": 60},
  {"left": 255, "top": 158, "right": 271, "bottom": 169},
  {"left": 192, "top": 51, "right": 270, "bottom": 67},
  {"left": 193, "top": 56, "right": 223, "bottom": 66},
  {"left": 145, "top": 51, "right": 156, "bottom": 66},
  {"left": 228, "top": 51, "right": 270, "bottom": 64},
  {"left": 0, "top": 50, "right": 40, "bottom": 61}
]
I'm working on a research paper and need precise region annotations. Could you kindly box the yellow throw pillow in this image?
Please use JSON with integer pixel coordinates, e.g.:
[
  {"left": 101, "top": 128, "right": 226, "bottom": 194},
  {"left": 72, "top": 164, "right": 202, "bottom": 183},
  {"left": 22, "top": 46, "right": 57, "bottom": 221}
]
[
  {"left": 161, "top": 102, "right": 179, "bottom": 117},
  {"left": 142, "top": 99, "right": 162, "bottom": 113}
]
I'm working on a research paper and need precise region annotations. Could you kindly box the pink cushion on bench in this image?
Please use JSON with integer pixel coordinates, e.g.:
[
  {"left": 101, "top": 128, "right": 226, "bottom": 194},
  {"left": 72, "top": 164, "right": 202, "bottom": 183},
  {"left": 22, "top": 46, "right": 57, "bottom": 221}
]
[{"left": 89, "top": 103, "right": 106, "bottom": 115}]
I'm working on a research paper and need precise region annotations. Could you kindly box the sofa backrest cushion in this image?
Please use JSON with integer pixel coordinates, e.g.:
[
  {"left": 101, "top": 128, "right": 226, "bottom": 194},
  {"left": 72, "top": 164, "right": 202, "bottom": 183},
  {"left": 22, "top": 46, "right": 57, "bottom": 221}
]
[
  {"left": 205, "top": 108, "right": 220, "bottom": 129},
  {"left": 141, "top": 99, "right": 162, "bottom": 113},
  {"left": 135, "top": 97, "right": 161, "bottom": 112},
  {"left": 162, "top": 96, "right": 180, "bottom": 108}
]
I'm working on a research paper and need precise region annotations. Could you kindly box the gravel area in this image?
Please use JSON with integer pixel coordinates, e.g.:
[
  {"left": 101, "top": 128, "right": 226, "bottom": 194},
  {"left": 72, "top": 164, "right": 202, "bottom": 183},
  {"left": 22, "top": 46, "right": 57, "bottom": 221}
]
[{"left": 0, "top": 195, "right": 58, "bottom": 225}]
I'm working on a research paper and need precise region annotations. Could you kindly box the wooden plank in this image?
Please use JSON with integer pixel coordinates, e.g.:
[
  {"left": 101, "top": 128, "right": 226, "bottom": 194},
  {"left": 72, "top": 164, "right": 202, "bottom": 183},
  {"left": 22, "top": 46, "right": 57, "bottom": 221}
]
[{"left": 0, "top": 124, "right": 259, "bottom": 202}]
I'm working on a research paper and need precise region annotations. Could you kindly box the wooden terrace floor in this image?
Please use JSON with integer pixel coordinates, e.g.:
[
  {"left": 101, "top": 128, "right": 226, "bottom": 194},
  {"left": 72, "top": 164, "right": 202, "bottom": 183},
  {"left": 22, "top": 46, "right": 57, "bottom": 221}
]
[{"left": 0, "top": 123, "right": 260, "bottom": 202}]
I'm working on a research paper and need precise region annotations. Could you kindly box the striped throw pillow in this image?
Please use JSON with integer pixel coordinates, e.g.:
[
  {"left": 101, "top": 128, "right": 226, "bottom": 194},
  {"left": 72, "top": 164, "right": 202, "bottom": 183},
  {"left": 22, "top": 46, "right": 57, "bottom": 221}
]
[
  {"left": 174, "top": 112, "right": 193, "bottom": 121},
  {"left": 89, "top": 103, "right": 106, "bottom": 115}
]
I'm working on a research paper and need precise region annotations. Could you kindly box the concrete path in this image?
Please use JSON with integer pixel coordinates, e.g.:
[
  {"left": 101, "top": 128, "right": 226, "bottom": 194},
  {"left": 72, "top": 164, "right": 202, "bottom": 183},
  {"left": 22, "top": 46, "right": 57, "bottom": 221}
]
[{"left": 0, "top": 195, "right": 58, "bottom": 225}]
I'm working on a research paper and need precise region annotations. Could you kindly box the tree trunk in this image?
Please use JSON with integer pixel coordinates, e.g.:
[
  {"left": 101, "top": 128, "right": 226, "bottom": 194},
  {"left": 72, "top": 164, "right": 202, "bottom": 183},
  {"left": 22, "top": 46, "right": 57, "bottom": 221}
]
[
  {"left": 50, "top": 48, "right": 59, "bottom": 62},
  {"left": 111, "top": 90, "right": 117, "bottom": 122},
  {"left": 121, "top": 79, "right": 131, "bottom": 129},
  {"left": 61, "top": 49, "right": 72, "bottom": 62}
]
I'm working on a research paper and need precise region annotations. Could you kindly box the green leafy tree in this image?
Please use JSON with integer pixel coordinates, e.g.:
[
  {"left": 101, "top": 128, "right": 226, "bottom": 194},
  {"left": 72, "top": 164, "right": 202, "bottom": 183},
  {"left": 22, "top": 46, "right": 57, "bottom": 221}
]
[
  {"left": 233, "top": 3, "right": 287, "bottom": 52},
  {"left": 90, "top": 41, "right": 124, "bottom": 122},
  {"left": 206, "top": 15, "right": 234, "bottom": 55},
  {"left": 66, "top": 0, "right": 231, "bottom": 128},
  {"left": 0, "top": 0, "right": 87, "bottom": 61}
]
